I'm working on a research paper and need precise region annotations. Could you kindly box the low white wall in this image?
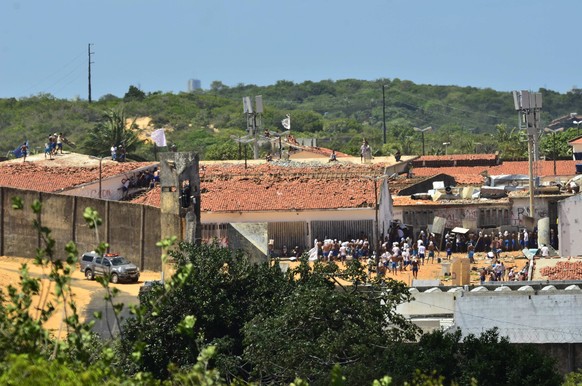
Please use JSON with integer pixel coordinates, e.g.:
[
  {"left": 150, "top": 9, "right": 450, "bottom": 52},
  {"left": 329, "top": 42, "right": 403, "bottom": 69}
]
[
  {"left": 396, "top": 291, "right": 456, "bottom": 317},
  {"left": 454, "top": 291, "right": 582, "bottom": 343},
  {"left": 558, "top": 194, "right": 582, "bottom": 257}
]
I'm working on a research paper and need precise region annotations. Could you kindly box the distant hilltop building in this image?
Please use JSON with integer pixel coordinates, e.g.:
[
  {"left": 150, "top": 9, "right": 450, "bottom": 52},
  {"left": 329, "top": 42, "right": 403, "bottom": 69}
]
[{"left": 187, "top": 79, "right": 201, "bottom": 92}]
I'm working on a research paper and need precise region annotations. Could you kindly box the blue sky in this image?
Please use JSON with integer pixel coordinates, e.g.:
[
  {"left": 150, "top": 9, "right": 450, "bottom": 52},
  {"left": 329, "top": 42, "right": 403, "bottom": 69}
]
[{"left": 1, "top": 0, "right": 580, "bottom": 100}]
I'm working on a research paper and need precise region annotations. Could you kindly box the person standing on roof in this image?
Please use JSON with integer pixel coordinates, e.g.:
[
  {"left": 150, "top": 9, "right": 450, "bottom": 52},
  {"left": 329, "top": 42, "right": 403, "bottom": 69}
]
[
  {"left": 56, "top": 133, "right": 63, "bottom": 154},
  {"left": 48, "top": 133, "right": 56, "bottom": 156},
  {"left": 44, "top": 139, "right": 53, "bottom": 160},
  {"left": 20, "top": 142, "right": 28, "bottom": 162},
  {"left": 360, "top": 140, "right": 372, "bottom": 164}
]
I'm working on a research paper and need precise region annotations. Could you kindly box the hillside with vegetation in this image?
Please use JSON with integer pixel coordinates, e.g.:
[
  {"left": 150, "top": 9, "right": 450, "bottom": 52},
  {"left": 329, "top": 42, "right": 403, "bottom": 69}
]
[{"left": 1, "top": 79, "right": 581, "bottom": 161}]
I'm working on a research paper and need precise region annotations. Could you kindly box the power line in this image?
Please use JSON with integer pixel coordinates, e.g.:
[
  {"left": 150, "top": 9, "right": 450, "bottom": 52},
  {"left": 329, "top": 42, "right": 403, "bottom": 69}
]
[
  {"left": 44, "top": 65, "right": 83, "bottom": 94},
  {"left": 18, "top": 50, "right": 85, "bottom": 97}
]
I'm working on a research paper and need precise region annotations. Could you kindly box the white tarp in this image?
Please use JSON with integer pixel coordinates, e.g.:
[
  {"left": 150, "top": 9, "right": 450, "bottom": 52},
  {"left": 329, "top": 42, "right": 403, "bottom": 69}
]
[
  {"left": 451, "top": 227, "right": 470, "bottom": 234},
  {"left": 151, "top": 129, "right": 167, "bottom": 147}
]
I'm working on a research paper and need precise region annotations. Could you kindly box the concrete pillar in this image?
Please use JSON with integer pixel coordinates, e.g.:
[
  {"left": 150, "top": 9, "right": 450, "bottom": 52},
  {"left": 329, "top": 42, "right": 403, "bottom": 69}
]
[
  {"left": 451, "top": 257, "right": 471, "bottom": 286},
  {"left": 159, "top": 152, "right": 201, "bottom": 245},
  {"left": 538, "top": 217, "right": 550, "bottom": 248}
]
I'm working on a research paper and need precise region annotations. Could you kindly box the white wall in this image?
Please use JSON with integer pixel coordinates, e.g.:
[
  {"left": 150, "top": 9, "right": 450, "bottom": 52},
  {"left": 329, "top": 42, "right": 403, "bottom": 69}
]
[
  {"left": 558, "top": 194, "right": 582, "bottom": 257},
  {"left": 572, "top": 143, "right": 582, "bottom": 156},
  {"left": 392, "top": 196, "right": 552, "bottom": 230},
  {"left": 454, "top": 291, "right": 582, "bottom": 343},
  {"left": 396, "top": 291, "right": 457, "bottom": 317},
  {"left": 510, "top": 196, "right": 551, "bottom": 227}
]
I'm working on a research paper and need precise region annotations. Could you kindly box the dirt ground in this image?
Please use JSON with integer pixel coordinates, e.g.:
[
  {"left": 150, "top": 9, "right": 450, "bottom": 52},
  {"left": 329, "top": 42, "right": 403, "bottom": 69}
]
[{"left": 0, "top": 256, "right": 160, "bottom": 334}]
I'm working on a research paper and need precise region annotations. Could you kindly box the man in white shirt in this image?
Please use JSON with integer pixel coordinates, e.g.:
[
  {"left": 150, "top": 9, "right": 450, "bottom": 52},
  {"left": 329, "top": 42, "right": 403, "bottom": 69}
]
[
  {"left": 418, "top": 240, "right": 426, "bottom": 265},
  {"left": 540, "top": 244, "right": 550, "bottom": 258}
]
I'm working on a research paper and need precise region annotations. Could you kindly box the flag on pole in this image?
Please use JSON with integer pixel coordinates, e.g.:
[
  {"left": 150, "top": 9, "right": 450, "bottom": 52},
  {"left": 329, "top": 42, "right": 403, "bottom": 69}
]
[
  {"left": 151, "top": 129, "right": 167, "bottom": 147},
  {"left": 281, "top": 114, "right": 291, "bottom": 130}
]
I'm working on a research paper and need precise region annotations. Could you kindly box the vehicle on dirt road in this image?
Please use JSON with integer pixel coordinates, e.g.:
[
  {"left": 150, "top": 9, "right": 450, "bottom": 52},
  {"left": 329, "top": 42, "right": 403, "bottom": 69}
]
[{"left": 80, "top": 251, "right": 140, "bottom": 284}]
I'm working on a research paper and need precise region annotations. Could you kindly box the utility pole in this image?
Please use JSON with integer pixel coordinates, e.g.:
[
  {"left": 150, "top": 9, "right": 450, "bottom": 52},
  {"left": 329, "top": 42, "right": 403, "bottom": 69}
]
[
  {"left": 382, "top": 85, "right": 387, "bottom": 144},
  {"left": 243, "top": 96, "right": 263, "bottom": 159},
  {"left": 513, "top": 90, "right": 542, "bottom": 220},
  {"left": 88, "top": 43, "right": 94, "bottom": 103}
]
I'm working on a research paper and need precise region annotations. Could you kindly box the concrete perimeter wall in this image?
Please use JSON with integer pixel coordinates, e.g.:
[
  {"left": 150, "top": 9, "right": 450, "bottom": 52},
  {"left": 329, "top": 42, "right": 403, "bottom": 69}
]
[{"left": 0, "top": 187, "right": 162, "bottom": 271}]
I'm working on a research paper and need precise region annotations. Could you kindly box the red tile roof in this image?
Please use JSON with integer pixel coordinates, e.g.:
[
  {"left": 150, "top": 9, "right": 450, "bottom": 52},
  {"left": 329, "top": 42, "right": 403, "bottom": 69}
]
[
  {"left": 411, "top": 166, "right": 485, "bottom": 184},
  {"left": 133, "top": 163, "right": 388, "bottom": 212},
  {"left": 415, "top": 154, "right": 498, "bottom": 162},
  {"left": 411, "top": 160, "right": 580, "bottom": 184},
  {"left": 133, "top": 186, "right": 161, "bottom": 207},
  {"left": 0, "top": 162, "right": 154, "bottom": 192}
]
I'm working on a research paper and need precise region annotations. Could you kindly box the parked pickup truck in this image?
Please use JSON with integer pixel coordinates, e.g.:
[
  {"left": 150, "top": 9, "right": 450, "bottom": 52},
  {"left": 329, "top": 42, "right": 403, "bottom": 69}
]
[{"left": 80, "top": 251, "right": 140, "bottom": 284}]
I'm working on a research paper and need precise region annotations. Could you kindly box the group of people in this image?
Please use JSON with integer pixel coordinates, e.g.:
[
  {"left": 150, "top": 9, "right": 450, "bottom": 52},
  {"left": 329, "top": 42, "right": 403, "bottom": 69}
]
[
  {"left": 111, "top": 144, "right": 127, "bottom": 162},
  {"left": 17, "top": 133, "right": 65, "bottom": 162},
  {"left": 443, "top": 228, "right": 557, "bottom": 255},
  {"left": 306, "top": 237, "right": 373, "bottom": 263},
  {"left": 301, "top": 234, "right": 441, "bottom": 280},
  {"left": 119, "top": 167, "right": 160, "bottom": 199},
  {"left": 277, "top": 223, "right": 547, "bottom": 284},
  {"left": 375, "top": 236, "right": 440, "bottom": 279},
  {"left": 44, "top": 133, "right": 64, "bottom": 159},
  {"left": 479, "top": 260, "right": 531, "bottom": 284}
]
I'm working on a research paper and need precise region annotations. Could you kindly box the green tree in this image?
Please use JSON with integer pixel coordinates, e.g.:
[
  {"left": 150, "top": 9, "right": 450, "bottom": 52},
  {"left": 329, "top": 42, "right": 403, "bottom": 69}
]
[
  {"left": 81, "top": 106, "right": 142, "bottom": 157},
  {"left": 540, "top": 127, "right": 576, "bottom": 159},
  {"left": 117, "top": 241, "right": 294, "bottom": 381},
  {"left": 204, "top": 140, "right": 241, "bottom": 160},
  {"left": 242, "top": 258, "right": 420, "bottom": 385},
  {"left": 495, "top": 123, "right": 528, "bottom": 160},
  {"left": 210, "top": 80, "right": 229, "bottom": 91},
  {"left": 123, "top": 85, "right": 146, "bottom": 102},
  {"left": 384, "top": 328, "right": 560, "bottom": 386}
]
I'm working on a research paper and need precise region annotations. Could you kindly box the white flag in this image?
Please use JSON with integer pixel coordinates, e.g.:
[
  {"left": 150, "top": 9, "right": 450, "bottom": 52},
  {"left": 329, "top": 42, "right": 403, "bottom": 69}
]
[
  {"left": 281, "top": 114, "right": 291, "bottom": 130},
  {"left": 151, "top": 128, "right": 167, "bottom": 147}
]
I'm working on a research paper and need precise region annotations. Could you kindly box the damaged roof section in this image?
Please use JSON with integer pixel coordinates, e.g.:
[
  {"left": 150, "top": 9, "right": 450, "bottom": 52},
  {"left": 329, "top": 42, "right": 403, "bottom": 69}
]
[{"left": 134, "top": 161, "right": 390, "bottom": 212}]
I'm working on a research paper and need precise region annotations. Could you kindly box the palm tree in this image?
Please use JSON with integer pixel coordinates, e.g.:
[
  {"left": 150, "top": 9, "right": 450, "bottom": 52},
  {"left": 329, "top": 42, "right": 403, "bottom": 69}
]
[
  {"left": 83, "top": 106, "right": 141, "bottom": 157},
  {"left": 495, "top": 124, "right": 527, "bottom": 160}
]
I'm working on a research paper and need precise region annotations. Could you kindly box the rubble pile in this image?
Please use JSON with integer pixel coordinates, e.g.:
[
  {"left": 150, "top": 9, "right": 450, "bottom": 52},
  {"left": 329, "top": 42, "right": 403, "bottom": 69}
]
[{"left": 540, "top": 261, "right": 582, "bottom": 280}]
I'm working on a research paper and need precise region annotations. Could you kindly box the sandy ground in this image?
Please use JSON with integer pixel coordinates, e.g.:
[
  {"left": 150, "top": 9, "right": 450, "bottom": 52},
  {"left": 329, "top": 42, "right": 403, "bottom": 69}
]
[{"left": 0, "top": 256, "right": 160, "bottom": 334}]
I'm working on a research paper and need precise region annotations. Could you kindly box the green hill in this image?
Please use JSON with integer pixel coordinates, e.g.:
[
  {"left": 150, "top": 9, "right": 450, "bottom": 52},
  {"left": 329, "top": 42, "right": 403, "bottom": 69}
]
[{"left": 1, "top": 79, "right": 580, "bottom": 161}]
